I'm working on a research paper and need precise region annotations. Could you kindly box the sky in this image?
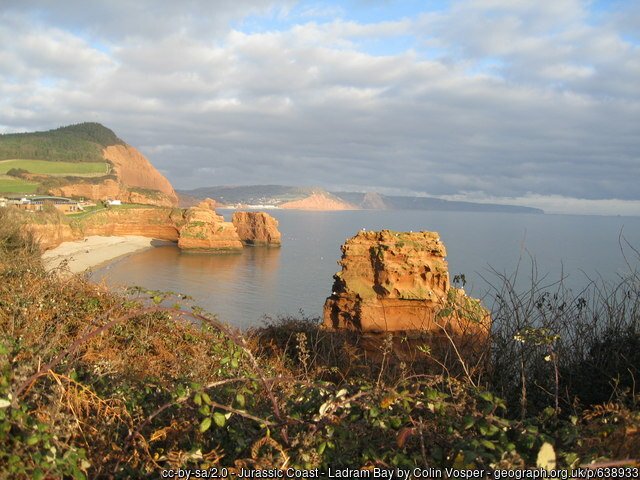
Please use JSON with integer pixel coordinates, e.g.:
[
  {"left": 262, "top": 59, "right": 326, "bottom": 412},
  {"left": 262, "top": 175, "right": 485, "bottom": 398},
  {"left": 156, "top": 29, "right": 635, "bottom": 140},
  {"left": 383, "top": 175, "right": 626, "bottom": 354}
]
[{"left": 1, "top": 0, "right": 639, "bottom": 215}]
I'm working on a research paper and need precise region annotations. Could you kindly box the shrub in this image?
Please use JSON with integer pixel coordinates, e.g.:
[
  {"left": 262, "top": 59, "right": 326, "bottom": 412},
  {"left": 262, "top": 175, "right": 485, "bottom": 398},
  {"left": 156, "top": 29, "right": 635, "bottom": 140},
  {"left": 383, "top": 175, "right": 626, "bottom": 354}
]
[{"left": 5, "top": 168, "right": 30, "bottom": 178}]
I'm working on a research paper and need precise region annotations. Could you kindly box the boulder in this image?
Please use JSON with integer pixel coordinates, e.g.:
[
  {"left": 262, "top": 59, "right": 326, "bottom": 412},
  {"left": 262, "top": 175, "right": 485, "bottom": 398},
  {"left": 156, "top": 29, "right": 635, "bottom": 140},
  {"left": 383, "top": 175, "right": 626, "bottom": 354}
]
[{"left": 232, "top": 211, "right": 281, "bottom": 246}]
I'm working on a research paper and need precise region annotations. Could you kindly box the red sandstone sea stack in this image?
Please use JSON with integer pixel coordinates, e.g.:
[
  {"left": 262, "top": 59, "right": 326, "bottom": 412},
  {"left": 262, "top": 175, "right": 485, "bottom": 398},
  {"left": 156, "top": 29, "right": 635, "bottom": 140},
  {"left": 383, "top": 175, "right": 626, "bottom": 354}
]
[
  {"left": 323, "top": 230, "right": 490, "bottom": 338},
  {"left": 232, "top": 211, "right": 281, "bottom": 246},
  {"left": 177, "top": 200, "right": 243, "bottom": 251}
]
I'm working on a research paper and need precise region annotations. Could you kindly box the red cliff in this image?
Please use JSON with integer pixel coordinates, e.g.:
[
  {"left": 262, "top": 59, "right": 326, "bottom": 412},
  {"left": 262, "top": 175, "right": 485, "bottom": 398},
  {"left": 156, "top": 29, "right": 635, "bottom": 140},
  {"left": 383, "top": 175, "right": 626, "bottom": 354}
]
[
  {"left": 279, "top": 192, "right": 358, "bottom": 211},
  {"left": 50, "top": 145, "right": 178, "bottom": 207}
]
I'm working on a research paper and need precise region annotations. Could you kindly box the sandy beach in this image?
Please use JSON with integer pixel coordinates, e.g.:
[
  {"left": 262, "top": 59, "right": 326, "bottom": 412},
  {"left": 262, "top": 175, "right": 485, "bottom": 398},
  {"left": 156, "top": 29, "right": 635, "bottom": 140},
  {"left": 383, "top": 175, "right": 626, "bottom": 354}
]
[{"left": 42, "top": 235, "right": 157, "bottom": 273}]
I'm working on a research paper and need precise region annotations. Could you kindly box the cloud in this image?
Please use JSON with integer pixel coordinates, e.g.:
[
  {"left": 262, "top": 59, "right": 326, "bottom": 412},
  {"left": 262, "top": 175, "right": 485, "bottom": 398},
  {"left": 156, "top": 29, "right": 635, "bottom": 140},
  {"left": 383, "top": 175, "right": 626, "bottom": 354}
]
[{"left": 1, "top": 0, "right": 639, "bottom": 215}]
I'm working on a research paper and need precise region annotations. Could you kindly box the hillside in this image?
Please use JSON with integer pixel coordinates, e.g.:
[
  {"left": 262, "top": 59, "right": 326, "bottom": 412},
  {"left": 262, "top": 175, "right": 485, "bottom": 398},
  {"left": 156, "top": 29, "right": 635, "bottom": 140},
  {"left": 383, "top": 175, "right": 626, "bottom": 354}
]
[
  {"left": 178, "top": 185, "right": 544, "bottom": 214},
  {"left": 280, "top": 191, "right": 358, "bottom": 210},
  {"left": 0, "top": 123, "right": 178, "bottom": 206},
  {"left": 0, "top": 122, "right": 124, "bottom": 162},
  {"left": 183, "top": 185, "right": 318, "bottom": 206},
  {"left": 335, "top": 191, "right": 544, "bottom": 214}
]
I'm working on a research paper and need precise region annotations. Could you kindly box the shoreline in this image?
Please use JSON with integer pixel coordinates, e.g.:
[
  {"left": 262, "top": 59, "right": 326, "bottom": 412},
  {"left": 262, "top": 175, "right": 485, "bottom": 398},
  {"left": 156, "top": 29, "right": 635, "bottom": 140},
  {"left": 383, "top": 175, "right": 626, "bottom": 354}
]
[{"left": 42, "top": 235, "right": 161, "bottom": 273}]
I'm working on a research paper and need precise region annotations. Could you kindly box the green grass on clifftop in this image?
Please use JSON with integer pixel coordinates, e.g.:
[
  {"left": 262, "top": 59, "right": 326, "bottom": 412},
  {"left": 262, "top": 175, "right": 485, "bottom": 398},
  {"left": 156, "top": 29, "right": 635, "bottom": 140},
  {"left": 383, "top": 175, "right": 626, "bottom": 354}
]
[
  {"left": 0, "top": 159, "right": 109, "bottom": 176},
  {"left": 0, "top": 175, "right": 39, "bottom": 194},
  {"left": 0, "top": 122, "right": 125, "bottom": 163}
]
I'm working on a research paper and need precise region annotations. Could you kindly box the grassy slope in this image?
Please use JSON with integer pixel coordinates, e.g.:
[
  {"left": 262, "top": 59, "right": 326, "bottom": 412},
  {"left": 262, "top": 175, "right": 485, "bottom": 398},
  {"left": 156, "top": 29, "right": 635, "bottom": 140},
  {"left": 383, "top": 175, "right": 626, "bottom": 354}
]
[
  {"left": 0, "top": 159, "right": 109, "bottom": 176},
  {"left": 0, "top": 175, "right": 39, "bottom": 194}
]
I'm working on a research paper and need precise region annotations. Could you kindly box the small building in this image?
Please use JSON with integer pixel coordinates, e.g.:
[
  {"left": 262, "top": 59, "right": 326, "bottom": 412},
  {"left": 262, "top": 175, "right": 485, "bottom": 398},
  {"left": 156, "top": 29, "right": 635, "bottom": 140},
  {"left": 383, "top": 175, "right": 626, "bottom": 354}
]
[
  {"left": 106, "top": 199, "right": 122, "bottom": 206},
  {"left": 17, "top": 196, "right": 83, "bottom": 214}
]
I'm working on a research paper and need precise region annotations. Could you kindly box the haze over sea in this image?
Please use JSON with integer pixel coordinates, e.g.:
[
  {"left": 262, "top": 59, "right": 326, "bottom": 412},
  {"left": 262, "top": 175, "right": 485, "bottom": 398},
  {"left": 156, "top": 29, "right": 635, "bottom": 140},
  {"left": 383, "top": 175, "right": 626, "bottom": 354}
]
[{"left": 92, "top": 210, "right": 640, "bottom": 329}]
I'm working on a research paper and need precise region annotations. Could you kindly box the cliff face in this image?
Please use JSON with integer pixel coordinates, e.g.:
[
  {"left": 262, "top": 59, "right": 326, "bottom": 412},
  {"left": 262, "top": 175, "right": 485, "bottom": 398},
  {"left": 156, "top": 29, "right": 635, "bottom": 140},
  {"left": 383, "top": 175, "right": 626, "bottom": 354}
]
[
  {"left": 50, "top": 145, "right": 179, "bottom": 207},
  {"left": 177, "top": 200, "right": 243, "bottom": 251},
  {"left": 323, "top": 230, "right": 490, "bottom": 337},
  {"left": 102, "top": 145, "right": 178, "bottom": 204},
  {"left": 280, "top": 192, "right": 358, "bottom": 211},
  {"left": 232, "top": 212, "right": 281, "bottom": 246},
  {"left": 29, "top": 208, "right": 182, "bottom": 250},
  {"left": 30, "top": 201, "right": 282, "bottom": 254}
]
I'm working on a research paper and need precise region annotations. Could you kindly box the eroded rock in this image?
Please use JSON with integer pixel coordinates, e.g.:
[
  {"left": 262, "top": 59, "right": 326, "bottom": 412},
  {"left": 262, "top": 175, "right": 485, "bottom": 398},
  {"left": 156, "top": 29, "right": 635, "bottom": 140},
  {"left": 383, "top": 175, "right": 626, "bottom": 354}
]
[
  {"left": 177, "top": 200, "right": 243, "bottom": 251},
  {"left": 323, "top": 230, "right": 490, "bottom": 337},
  {"left": 232, "top": 211, "right": 281, "bottom": 246}
]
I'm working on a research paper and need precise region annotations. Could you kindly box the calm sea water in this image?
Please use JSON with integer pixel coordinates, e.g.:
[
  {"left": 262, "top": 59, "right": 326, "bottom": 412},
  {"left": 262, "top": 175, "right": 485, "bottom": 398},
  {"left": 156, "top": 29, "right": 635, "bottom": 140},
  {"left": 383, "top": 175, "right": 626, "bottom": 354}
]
[{"left": 91, "top": 210, "right": 640, "bottom": 329}]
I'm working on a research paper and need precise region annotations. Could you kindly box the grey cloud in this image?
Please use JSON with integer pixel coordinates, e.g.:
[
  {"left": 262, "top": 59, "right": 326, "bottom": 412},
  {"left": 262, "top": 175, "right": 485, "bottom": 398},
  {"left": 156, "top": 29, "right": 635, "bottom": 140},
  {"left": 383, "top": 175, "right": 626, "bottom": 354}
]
[{"left": 1, "top": 0, "right": 639, "bottom": 214}]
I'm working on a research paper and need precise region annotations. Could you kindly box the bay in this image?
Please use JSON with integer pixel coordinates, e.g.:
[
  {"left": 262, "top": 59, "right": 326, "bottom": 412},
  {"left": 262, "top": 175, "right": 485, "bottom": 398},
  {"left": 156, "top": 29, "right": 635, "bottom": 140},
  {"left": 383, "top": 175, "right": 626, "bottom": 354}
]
[{"left": 90, "top": 210, "right": 640, "bottom": 329}]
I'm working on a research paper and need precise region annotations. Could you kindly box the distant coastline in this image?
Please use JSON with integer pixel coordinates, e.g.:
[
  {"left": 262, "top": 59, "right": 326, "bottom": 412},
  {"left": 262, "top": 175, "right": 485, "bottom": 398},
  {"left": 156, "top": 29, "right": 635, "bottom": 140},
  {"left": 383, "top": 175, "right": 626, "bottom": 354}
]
[{"left": 179, "top": 185, "right": 544, "bottom": 214}]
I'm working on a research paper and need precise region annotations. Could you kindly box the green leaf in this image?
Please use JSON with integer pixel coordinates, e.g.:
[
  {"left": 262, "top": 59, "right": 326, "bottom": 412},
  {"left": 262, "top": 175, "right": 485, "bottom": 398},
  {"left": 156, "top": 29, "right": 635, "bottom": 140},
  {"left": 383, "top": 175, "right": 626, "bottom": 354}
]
[
  {"left": 479, "top": 391, "right": 494, "bottom": 402},
  {"left": 480, "top": 439, "right": 496, "bottom": 450},
  {"left": 213, "top": 412, "right": 226, "bottom": 428},
  {"left": 463, "top": 415, "right": 475, "bottom": 430},
  {"left": 201, "top": 392, "right": 212, "bottom": 405},
  {"left": 0, "top": 398, "right": 11, "bottom": 409},
  {"left": 199, "top": 417, "right": 212, "bottom": 433},
  {"left": 236, "top": 393, "right": 246, "bottom": 408}
]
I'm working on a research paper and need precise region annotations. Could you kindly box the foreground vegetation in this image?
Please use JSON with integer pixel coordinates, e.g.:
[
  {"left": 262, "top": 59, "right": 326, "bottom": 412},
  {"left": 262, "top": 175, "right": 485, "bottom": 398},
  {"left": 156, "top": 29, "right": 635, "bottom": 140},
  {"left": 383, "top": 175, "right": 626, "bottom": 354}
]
[{"left": 0, "top": 208, "right": 638, "bottom": 478}]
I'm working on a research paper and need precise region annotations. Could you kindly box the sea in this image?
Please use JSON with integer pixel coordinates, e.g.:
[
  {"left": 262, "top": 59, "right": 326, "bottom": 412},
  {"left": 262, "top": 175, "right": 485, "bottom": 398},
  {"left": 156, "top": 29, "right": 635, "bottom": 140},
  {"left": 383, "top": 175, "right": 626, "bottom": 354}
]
[{"left": 90, "top": 209, "right": 640, "bottom": 329}]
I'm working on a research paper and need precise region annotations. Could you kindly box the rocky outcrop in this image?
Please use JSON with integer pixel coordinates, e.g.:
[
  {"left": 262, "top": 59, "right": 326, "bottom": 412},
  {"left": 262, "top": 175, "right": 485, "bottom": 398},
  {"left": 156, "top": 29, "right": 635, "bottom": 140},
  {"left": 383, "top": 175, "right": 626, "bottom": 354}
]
[
  {"left": 232, "top": 212, "right": 281, "bottom": 246},
  {"left": 177, "top": 200, "right": 243, "bottom": 251},
  {"left": 323, "top": 230, "right": 490, "bottom": 337},
  {"left": 280, "top": 192, "right": 358, "bottom": 211},
  {"left": 29, "top": 201, "right": 279, "bottom": 254}
]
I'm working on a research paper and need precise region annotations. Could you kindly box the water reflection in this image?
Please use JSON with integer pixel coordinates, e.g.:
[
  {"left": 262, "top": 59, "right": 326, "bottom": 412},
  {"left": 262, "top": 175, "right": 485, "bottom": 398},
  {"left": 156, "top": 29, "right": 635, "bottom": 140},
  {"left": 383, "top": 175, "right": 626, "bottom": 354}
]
[{"left": 91, "top": 245, "right": 282, "bottom": 328}]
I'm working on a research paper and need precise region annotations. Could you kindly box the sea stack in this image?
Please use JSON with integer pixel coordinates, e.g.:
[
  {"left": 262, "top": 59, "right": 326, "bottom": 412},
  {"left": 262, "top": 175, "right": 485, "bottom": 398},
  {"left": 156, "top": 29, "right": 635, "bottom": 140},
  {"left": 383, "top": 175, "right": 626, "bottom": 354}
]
[
  {"left": 323, "top": 230, "right": 490, "bottom": 337},
  {"left": 177, "top": 199, "right": 243, "bottom": 251},
  {"left": 232, "top": 211, "right": 281, "bottom": 246}
]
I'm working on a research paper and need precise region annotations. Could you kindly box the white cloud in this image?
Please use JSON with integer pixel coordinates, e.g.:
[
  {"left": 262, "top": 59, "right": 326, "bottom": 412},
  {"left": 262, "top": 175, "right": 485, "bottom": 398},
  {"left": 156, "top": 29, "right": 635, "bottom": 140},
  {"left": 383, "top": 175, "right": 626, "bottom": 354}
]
[{"left": 1, "top": 0, "right": 639, "bottom": 215}]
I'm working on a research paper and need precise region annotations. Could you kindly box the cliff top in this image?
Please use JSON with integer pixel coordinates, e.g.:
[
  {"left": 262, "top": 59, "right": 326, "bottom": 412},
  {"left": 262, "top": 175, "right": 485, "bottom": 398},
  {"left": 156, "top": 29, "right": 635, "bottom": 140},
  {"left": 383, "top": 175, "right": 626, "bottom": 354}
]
[{"left": 0, "top": 122, "right": 125, "bottom": 163}]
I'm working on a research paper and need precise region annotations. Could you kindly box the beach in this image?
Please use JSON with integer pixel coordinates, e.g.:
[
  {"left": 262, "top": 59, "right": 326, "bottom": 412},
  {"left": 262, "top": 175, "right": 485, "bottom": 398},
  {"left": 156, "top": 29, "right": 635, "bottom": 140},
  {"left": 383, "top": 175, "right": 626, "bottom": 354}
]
[{"left": 42, "top": 235, "right": 157, "bottom": 273}]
